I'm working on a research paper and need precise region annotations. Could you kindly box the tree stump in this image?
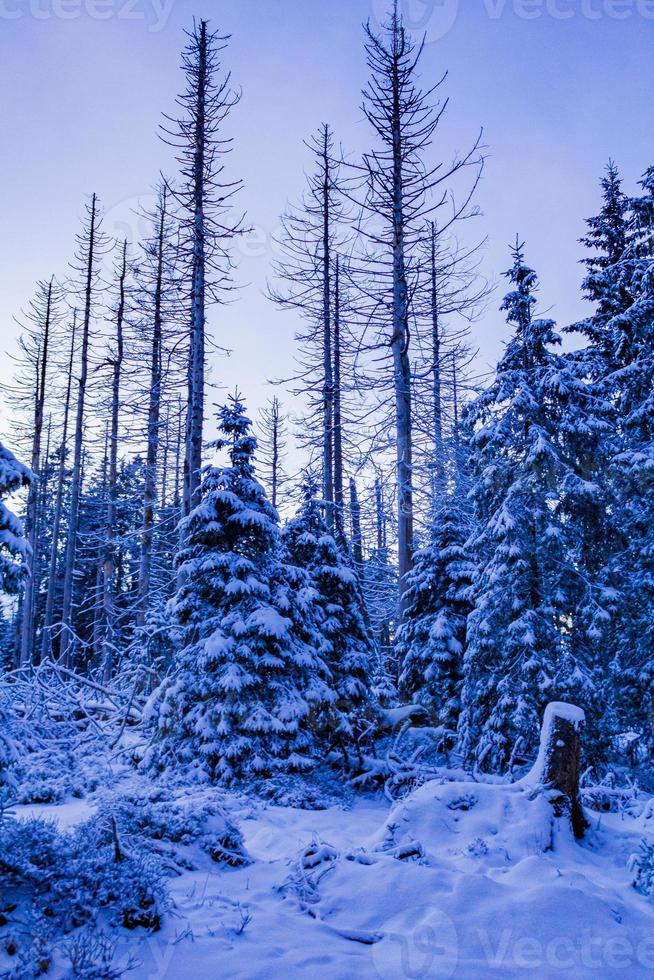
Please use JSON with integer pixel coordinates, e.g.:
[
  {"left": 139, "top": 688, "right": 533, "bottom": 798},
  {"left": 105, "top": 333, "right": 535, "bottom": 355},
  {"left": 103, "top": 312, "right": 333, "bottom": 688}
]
[{"left": 539, "top": 702, "right": 588, "bottom": 839}]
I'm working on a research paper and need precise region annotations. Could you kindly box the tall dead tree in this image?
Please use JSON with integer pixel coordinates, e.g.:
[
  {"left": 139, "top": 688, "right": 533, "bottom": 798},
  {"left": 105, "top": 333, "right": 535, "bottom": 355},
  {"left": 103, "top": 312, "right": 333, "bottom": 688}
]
[
  {"left": 257, "top": 396, "right": 288, "bottom": 511},
  {"left": 333, "top": 256, "right": 345, "bottom": 535},
  {"left": 101, "top": 240, "right": 128, "bottom": 680},
  {"left": 16, "top": 278, "right": 60, "bottom": 666},
  {"left": 137, "top": 189, "right": 167, "bottom": 629},
  {"left": 60, "top": 194, "right": 104, "bottom": 665},
  {"left": 162, "top": 20, "right": 245, "bottom": 518},
  {"left": 41, "top": 313, "right": 76, "bottom": 662},
  {"left": 355, "top": 2, "right": 483, "bottom": 613},
  {"left": 270, "top": 124, "right": 351, "bottom": 528}
]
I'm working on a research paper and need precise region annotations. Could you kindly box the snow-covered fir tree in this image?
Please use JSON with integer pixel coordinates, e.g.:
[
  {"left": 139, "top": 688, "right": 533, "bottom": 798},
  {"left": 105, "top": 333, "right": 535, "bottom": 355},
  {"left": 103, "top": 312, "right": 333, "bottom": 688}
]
[
  {"left": 571, "top": 161, "right": 635, "bottom": 377},
  {"left": 605, "top": 166, "right": 654, "bottom": 751},
  {"left": 459, "top": 244, "right": 608, "bottom": 772},
  {"left": 282, "top": 483, "right": 374, "bottom": 767},
  {"left": 397, "top": 491, "right": 474, "bottom": 735},
  {"left": 145, "top": 396, "right": 332, "bottom": 784},
  {"left": 0, "top": 440, "right": 31, "bottom": 597}
]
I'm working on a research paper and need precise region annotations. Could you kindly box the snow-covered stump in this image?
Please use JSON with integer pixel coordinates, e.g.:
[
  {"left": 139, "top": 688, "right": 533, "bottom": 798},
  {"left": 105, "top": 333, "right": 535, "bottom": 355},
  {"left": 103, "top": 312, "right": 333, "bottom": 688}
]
[{"left": 535, "top": 702, "right": 588, "bottom": 840}]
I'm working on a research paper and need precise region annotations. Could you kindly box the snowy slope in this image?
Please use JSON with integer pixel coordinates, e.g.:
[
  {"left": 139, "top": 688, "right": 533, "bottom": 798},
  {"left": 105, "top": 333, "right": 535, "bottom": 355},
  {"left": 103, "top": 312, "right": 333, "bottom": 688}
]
[{"left": 11, "top": 772, "right": 654, "bottom": 980}]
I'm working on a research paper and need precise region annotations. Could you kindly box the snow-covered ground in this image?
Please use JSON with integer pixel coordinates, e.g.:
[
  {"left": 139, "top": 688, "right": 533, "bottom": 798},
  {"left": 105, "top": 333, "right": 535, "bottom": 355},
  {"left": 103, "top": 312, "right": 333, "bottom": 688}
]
[{"left": 11, "top": 767, "right": 654, "bottom": 980}]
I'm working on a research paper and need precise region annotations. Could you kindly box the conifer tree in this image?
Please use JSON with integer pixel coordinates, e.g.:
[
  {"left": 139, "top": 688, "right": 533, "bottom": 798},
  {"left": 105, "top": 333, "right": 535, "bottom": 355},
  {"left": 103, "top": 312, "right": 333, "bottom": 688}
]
[
  {"left": 571, "top": 161, "right": 635, "bottom": 376},
  {"left": 283, "top": 483, "right": 373, "bottom": 766},
  {"left": 397, "top": 492, "right": 473, "bottom": 733},
  {"left": 146, "top": 396, "right": 331, "bottom": 783},
  {"left": 606, "top": 166, "right": 654, "bottom": 751},
  {"left": 0, "top": 441, "right": 31, "bottom": 596},
  {"left": 459, "top": 244, "right": 606, "bottom": 772}
]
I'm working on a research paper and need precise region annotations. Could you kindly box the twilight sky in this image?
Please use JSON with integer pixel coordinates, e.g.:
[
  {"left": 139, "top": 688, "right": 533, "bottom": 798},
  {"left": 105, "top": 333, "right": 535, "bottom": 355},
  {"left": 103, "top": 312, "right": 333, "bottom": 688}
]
[{"left": 1, "top": 0, "right": 653, "bottom": 432}]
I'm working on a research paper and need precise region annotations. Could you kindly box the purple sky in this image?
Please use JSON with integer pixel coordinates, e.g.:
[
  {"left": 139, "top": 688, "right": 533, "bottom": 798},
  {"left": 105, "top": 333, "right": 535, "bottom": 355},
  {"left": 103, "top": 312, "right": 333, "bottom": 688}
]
[{"left": 1, "top": 0, "right": 653, "bottom": 432}]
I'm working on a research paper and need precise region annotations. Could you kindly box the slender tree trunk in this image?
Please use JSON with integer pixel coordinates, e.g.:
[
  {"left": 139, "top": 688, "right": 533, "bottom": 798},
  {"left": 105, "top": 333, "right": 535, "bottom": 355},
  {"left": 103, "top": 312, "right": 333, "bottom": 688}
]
[
  {"left": 321, "top": 127, "right": 334, "bottom": 525},
  {"left": 390, "top": 50, "right": 414, "bottom": 613},
  {"left": 452, "top": 352, "right": 461, "bottom": 474},
  {"left": 375, "top": 476, "right": 385, "bottom": 553},
  {"left": 20, "top": 279, "right": 53, "bottom": 667},
  {"left": 184, "top": 22, "right": 208, "bottom": 517},
  {"left": 60, "top": 194, "right": 97, "bottom": 665},
  {"left": 349, "top": 477, "right": 363, "bottom": 572},
  {"left": 102, "top": 241, "right": 127, "bottom": 681},
  {"left": 270, "top": 397, "right": 281, "bottom": 510},
  {"left": 430, "top": 223, "right": 445, "bottom": 494},
  {"left": 30, "top": 414, "right": 52, "bottom": 665},
  {"left": 41, "top": 314, "right": 76, "bottom": 662},
  {"left": 333, "top": 256, "right": 344, "bottom": 537},
  {"left": 138, "top": 195, "right": 166, "bottom": 630}
]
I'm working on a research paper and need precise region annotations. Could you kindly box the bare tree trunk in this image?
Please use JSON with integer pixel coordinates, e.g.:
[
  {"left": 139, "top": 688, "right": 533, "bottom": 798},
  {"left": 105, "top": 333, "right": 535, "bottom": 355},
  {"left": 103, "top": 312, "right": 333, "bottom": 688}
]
[
  {"left": 183, "top": 22, "right": 208, "bottom": 517},
  {"left": 20, "top": 279, "right": 53, "bottom": 667},
  {"left": 101, "top": 241, "right": 127, "bottom": 681},
  {"left": 60, "top": 194, "right": 98, "bottom": 665},
  {"left": 138, "top": 194, "right": 166, "bottom": 630},
  {"left": 349, "top": 477, "right": 363, "bottom": 572},
  {"left": 320, "top": 126, "right": 334, "bottom": 526},
  {"left": 390, "top": 48, "right": 414, "bottom": 614},
  {"left": 333, "top": 255, "right": 344, "bottom": 538},
  {"left": 269, "top": 397, "right": 281, "bottom": 510},
  {"left": 375, "top": 476, "right": 386, "bottom": 553},
  {"left": 452, "top": 352, "right": 461, "bottom": 474},
  {"left": 41, "top": 314, "right": 76, "bottom": 662},
  {"left": 430, "top": 223, "right": 445, "bottom": 493}
]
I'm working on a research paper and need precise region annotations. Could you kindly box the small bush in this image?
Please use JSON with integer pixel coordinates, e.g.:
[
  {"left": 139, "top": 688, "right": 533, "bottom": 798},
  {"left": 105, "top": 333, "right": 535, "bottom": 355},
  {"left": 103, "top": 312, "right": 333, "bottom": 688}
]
[
  {"left": 0, "top": 812, "right": 169, "bottom": 972},
  {"left": 93, "top": 789, "right": 250, "bottom": 868},
  {"left": 629, "top": 839, "right": 654, "bottom": 900}
]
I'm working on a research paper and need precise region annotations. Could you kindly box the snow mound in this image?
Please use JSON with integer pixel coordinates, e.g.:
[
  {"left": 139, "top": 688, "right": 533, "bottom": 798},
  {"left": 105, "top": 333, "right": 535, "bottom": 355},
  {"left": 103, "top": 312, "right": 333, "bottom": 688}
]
[{"left": 303, "top": 777, "right": 654, "bottom": 978}]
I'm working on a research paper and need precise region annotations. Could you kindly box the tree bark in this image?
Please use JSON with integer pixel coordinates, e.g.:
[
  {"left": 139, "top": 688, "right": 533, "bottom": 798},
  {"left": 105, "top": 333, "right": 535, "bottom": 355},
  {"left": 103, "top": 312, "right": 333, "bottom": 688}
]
[{"left": 540, "top": 703, "right": 587, "bottom": 840}]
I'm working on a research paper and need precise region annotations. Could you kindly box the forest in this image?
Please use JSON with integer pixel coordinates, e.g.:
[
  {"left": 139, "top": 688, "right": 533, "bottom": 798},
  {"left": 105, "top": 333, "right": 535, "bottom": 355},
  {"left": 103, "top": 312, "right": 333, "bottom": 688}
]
[{"left": 1, "top": 4, "right": 654, "bottom": 978}]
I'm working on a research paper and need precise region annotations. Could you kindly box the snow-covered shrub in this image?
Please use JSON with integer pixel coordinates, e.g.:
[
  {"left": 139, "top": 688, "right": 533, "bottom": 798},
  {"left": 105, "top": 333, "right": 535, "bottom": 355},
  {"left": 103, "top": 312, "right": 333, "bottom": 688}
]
[
  {"left": 629, "top": 839, "right": 654, "bottom": 900},
  {"left": 64, "top": 929, "right": 130, "bottom": 979},
  {"left": 0, "top": 813, "right": 169, "bottom": 951},
  {"left": 0, "top": 668, "right": 115, "bottom": 805},
  {"left": 581, "top": 769, "right": 642, "bottom": 817},
  {"left": 0, "top": 694, "right": 18, "bottom": 807},
  {"left": 93, "top": 789, "right": 250, "bottom": 868}
]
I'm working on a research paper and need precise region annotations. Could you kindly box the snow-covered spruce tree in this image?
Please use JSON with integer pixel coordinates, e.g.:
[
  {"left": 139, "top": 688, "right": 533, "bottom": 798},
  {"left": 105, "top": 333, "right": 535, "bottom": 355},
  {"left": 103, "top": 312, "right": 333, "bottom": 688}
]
[
  {"left": 282, "top": 484, "right": 374, "bottom": 767},
  {"left": 569, "top": 161, "right": 635, "bottom": 379},
  {"left": 606, "top": 166, "right": 654, "bottom": 752},
  {"left": 146, "top": 396, "right": 331, "bottom": 784},
  {"left": 0, "top": 440, "right": 31, "bottom": 598},
  {"left": 397, "top": 491, "right": 474, "bottom": 734},
  {"left": 459, "top": 244, "right": 608, "bottom": 773}
]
